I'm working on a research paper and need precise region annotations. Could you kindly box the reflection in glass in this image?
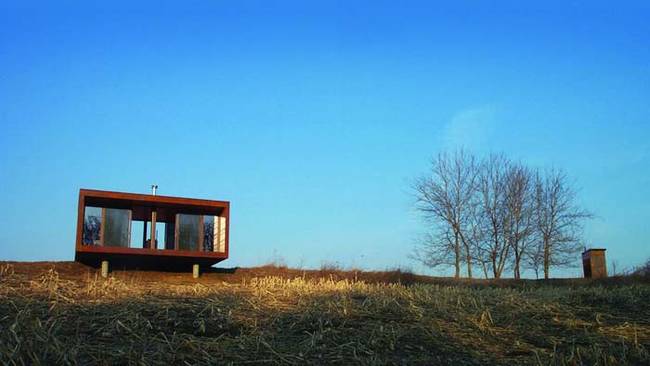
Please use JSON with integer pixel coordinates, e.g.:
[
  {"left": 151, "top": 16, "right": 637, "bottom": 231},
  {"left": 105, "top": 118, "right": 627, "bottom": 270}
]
[
  {"left": 203, "top": 215, "right": 226, "bottom": 253},
  {"left": 104, "top": 208, "right": 131, "bottom": 247},
  {"left": 177, "top": 214, "right": 200, "bottom": 251},
  {"left": 203, "top": 215, "right": 216, "bottom": 252},
  {"left": 83, "top": 206, "right": 102, "bottom": 245}
]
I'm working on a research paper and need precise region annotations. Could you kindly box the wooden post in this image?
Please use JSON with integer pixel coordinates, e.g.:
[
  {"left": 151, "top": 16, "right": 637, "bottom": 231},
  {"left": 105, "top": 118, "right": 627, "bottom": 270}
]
[
  {"left": 193, "top": 264, "right": 200, "bottom": 279},
  {"left": 101, "top": 260, "right": 109, "bottom": 278},
  {"left": 151, "top": 210, "right": 157, "bottom": 250}
]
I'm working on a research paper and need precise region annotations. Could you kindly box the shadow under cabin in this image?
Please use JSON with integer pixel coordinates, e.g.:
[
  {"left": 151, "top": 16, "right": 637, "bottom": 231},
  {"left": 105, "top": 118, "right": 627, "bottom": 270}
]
[{"left": 75, "top": 188, "right": 229, "bottom": 277}]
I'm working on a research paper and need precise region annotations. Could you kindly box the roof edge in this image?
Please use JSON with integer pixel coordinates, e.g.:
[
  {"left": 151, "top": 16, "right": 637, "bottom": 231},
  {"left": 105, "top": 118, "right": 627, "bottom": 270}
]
[{"left": 79, "top": 188, "right": 230, "bottom": 207}]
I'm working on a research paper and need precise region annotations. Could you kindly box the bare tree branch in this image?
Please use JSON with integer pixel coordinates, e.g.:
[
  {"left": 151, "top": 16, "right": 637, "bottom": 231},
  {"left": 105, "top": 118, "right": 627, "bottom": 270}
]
[
  {"left": 412, "top": 150, "right": 478, "bottom": 278},
  {"left": 533, "top": 169, "right": 593, "bottom": 279}
]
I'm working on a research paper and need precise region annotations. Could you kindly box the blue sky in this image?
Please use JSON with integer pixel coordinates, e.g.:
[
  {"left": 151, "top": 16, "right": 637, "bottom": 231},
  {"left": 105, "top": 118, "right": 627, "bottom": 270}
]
[{"left": 1, "top": 1, "right": 648, "bottom": 277}]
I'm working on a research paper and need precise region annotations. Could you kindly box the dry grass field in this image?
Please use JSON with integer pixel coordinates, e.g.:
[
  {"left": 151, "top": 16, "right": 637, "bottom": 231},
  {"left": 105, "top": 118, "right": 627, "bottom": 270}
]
[{"left": 1, "top": 262, "right": 649, "bottom": 365}]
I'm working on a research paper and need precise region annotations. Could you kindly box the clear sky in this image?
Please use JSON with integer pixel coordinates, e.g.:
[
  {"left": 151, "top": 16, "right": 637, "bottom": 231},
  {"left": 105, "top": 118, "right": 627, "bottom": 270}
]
[{"left": 1, "top": 1, "right": 648, "bottom": 277}]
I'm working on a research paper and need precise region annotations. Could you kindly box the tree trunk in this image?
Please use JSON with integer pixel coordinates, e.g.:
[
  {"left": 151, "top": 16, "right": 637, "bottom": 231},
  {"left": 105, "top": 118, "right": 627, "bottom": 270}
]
[
  {"left": 454, "top": 233, "right": 461, "bottom": 279},
  {"left": 457, "top": 231, "right": 472, "bottom": 279},
  {"left": 513, "top": 253, "right": 521, "bottom": 279},
  {"left": 543, "top": 238, "right": 550, "bottom": 280}
]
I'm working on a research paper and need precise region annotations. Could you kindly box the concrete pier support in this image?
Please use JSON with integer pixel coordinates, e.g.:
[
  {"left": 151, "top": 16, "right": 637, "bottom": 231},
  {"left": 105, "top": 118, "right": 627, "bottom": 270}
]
[
  {"left": 101, "top": 260, "right": 109, "bottom": 278},
  {"left": 193, "top": 264, "right": 200, "bottom": 279}
]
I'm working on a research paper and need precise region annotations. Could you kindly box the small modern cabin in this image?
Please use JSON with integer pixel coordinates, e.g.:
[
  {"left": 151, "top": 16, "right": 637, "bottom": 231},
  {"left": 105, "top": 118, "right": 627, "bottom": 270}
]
[{"left": 75, "top": 189, "right": 229, "bottom": 272}]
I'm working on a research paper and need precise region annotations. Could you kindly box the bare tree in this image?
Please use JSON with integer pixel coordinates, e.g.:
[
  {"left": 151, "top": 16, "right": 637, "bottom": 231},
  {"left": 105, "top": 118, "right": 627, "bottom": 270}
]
[
  {"left": 534, "top": 169, "right": 592, "bottom": 279},
  {"left": 503, "top": 163, "right": 535, "bottom": 279},
  {"left": 412, "top": 150, "right": 478, "bottom": 278},
  {"left": 413, "top": 151, "right": 592, "bottom": 280},
  {"left": 475, "top": 154, "right": 510, "bottom": 278}
]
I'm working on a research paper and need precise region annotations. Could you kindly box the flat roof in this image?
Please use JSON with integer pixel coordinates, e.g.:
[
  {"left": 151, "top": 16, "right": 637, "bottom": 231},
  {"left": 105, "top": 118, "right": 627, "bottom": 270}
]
[{"left": 80, "top": 188, "right": 230, "bottom": 208}]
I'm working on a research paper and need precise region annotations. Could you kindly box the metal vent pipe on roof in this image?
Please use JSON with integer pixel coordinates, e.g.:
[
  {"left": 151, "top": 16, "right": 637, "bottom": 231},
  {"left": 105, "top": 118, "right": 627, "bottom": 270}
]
[{"left": 151, "top": 184, "right": 158, "bottom": 196}]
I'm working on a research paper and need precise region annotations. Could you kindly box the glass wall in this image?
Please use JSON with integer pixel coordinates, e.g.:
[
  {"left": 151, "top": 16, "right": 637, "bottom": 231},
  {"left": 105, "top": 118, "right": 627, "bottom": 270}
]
[
  {"left": 203, "top": 215, "right": 215, "bottom": 252},
  {"left": 203, "top": 215, "right": 226, "bottom": 253},
  {"left": 177, "top": 214, "right": 200, "bottom": 251},
  {"left": 83, "top": 206, "right": 102, "bottom": 245},
  {"left": 81, "top": 205, "right": 224, "bottom": 253},
  {"left": 216, "top": 216, "right": 226, "bottom": 253},
  {"left": 104, "top": 208, "right": 131, "bottom": 247}
]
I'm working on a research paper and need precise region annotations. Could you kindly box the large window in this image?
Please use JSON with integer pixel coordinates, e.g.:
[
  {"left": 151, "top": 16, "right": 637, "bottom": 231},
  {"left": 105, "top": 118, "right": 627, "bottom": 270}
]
[
  {"left": 82, "top": 206, "right": 131, "bottom": 247},
  {"left": 203, "top": 215, "right": 215, "bottom": 252},
  {"left": 104, "top": 208, "right": 131, "bottom": 247},
  {"left": 203, "top": 215, "right": 226, "bottom": 253},
  {"left": 176, "top": 214, "right": 200, "bottom": 251},
  {"left": 83, "top": 206, "right": 102, "bottom": 245}
]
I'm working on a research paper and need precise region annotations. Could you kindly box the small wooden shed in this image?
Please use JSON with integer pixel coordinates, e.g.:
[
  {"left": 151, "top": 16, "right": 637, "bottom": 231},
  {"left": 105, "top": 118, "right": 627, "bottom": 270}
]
[
  {"left": 75, "top": 189, "right": 229, "bottom": 275},
  {"left": 582, "top": 248, "right": 607, "bottom": 279}
]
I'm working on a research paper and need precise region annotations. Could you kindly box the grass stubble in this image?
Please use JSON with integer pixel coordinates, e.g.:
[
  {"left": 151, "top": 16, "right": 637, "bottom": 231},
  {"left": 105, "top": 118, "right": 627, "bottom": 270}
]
[{"left": 0, "top": 263, "right": 648, "bottom": 365}]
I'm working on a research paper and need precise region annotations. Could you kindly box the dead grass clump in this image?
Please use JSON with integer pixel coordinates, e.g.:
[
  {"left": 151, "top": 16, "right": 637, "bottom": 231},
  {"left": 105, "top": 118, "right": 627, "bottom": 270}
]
[
  {"left": 27, "top": 269, "right": 79, "bottom": 304},
  {"left": 0, "top": 263, "right": 14, "bottom": 279},
  {"left": 84, "top": 274, "right": 135, "bottom": 299}
]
